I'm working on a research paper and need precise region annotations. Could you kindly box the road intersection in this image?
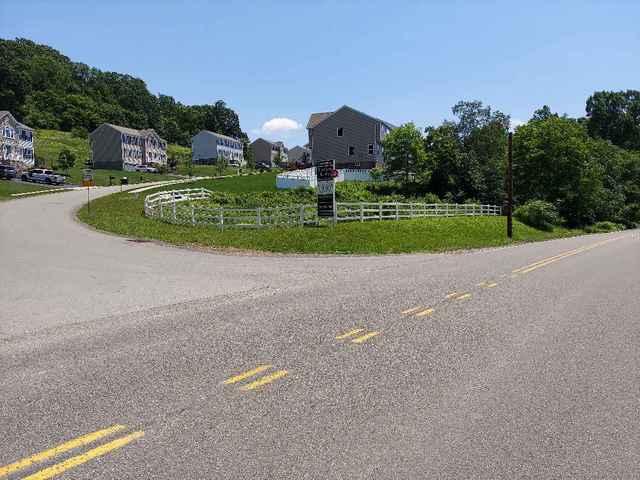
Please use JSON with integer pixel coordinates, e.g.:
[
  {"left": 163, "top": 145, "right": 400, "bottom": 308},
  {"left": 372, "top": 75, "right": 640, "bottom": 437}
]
[{"left": 1, "top": 190, "right": 638, "bottom": 478}]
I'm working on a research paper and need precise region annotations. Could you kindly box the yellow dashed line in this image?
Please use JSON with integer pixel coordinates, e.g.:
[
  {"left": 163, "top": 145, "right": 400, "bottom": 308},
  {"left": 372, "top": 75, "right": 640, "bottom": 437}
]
[
  {"left": 456, "top": 293, "right": 472, "bottom": 300},
  {"left": 351, "top": 331, "right": 381, "bottom": 344},
  {"left": 336, "top": 328, "right": 365, "bottom": 339},
  {"left": 401, "top": 306, "right": 423, "bottom": 315},
  {"left": 0, "top": 425, "right": 127, "bottom": 478},
  {"left": 414, "top": 308, "right": 434, "bottom": 317},
  {"left": 240, "top": 370, "right": 289, "bottom": 391},
  {"left": 224, "top": 365, "right": 272, "bottom": 385},
  {"left": 445, "top": 292, "right": 459, "bottom": 299},
  {"left": 21, "top": 431, "right": 144, "bottom": 480}
]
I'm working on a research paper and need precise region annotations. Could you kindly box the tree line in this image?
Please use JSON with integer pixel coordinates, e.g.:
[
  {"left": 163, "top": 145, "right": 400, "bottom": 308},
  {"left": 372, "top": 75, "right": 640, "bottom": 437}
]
[
  {"left": 0, "top": 38, "right": 248, "bottom": 146},
  {"left": 381, "top": 94, "right": 640, "bottom": 228}
]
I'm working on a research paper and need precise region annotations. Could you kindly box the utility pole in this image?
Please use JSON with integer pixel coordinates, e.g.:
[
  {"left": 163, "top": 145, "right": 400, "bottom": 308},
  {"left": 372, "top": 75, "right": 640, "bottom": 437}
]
[{"left": 506, "top": 132, "right": 513, "bottom": 239}]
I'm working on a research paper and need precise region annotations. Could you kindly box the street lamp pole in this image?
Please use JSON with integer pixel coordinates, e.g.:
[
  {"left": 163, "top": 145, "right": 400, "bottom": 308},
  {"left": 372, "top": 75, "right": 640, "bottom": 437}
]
[{"left": 507, "top": 132, "right": 513, "bottom": 239}]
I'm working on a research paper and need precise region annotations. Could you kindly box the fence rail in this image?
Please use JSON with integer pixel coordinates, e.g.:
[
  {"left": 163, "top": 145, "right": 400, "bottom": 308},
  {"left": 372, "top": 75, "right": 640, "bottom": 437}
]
[{"left": 144, "top": 188, "right": 502, "bottom": 229}]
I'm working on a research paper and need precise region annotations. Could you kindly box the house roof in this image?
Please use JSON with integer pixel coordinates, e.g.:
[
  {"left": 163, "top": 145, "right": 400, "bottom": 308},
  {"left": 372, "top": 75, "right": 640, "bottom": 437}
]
[
  {"left": 306, "top": 105, "right": 396, "bottom": 131},
  {"left": 98, "top": 123, "right": 166, "bottom": 142},
  {"left": 306, "top": 112, "right": 334, "bottom": 129},
  {"left": 0, "top": 111, "right": 34, "bottom": 130},
  {"left": 252, "top": 137, "right": 286, "bottom": 149},
  {"left": 193, "top": 129, "right": 242, "bottom": 143}
]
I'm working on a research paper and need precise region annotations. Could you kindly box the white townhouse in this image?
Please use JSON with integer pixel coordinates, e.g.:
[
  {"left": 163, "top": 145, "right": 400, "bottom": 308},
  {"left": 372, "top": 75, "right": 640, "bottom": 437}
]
[
  {"left": 191, "top": 130, "right": 245, "bottom": 166},
  {"left": 0, "top": 111, "right": 35, "bottom": 168}
]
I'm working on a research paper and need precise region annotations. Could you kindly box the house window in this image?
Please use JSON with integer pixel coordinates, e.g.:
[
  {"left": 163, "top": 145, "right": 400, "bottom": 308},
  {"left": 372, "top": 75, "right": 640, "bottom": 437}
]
[
  {"left": 368, "top": 144, "right": 374, "bottom": 155},
  {"left": 337, "top": 127, "right": 343, "bottom": 137},
  {"left": 348, "top": 145, "right": 355, "bottom": 156},
  {"left": 354, "top": 161, "right": 361, "bottom": 168}
]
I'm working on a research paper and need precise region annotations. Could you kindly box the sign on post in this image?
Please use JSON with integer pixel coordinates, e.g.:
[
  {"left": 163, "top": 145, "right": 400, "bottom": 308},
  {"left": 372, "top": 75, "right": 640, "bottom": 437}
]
[
  {"left": 316, "top": 160, "right": 336, "bottom": 218},
  {"left": 82, "top": 168, "right": 95, "bottom": 187}
]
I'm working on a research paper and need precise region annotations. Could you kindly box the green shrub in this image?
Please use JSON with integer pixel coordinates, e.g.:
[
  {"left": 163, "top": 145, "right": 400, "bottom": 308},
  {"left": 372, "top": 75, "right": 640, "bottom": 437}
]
[
  {"left": 620, "top": 203, "right": 640, "bottom": 228},
  {"left": 70, "top": 126, "right": 88, "bottom": 138},
  {"left": 584, "top": 221, "right": 625, "bottom": 233},
  {"left": 514, "top": 200, "right": 561, "bottom": 231}
]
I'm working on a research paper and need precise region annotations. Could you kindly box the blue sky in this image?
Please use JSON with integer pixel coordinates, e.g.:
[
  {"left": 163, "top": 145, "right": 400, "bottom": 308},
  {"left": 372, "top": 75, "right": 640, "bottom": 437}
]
[{"left": 2, "top": 1, "right": 639, "bottom": 147}]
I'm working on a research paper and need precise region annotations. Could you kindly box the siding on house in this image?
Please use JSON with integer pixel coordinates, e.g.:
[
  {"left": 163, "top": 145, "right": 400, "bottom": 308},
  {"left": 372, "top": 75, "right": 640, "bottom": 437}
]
[
  {"left": 0, "top": 111, "right": 35, "bottom": 168},
  {"left": 192, "top": 130, "right": 244, "bottom": 165},
  {"left": 288, "top": 146, "right": 311, "bottom": 166},
  {"left": 89, "top": 123, "right": 167, "bottom": 170},
  {"left": 250, "top": 138, "right": 288, "bottom": 167},
  {"left": 307, "top": 105, "right": 394, "bottom": 169}
]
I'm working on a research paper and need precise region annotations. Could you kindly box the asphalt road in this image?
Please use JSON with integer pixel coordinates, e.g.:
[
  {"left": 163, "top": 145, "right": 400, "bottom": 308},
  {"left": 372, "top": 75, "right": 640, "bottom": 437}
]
[{"left": 1, "top": 189, "right": 639, "bottom": 479}]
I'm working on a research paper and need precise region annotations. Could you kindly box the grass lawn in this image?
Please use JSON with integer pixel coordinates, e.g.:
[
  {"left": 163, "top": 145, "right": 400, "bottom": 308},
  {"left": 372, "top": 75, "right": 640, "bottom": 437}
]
[
  {"left": 77, "top": 174, "right": 584, "bottom": 254},
  {"left": 0, "top": 179, "right": 61, "bottom": 200}
]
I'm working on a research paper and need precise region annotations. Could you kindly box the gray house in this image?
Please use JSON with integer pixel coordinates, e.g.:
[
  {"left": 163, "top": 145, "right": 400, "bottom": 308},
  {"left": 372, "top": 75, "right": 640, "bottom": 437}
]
[
  {"left": 307, "top": 105, "right": 394, "bottom": 169},
  {"left": 250, "top": 138, "right": 288, "bottom": 167},
  {"left": 89, "top": 123, "right": 167, "bottom": 170},
  {"left": 191, "top": 130, "right": 244, "bottom": 166},
  {"left": 0, "top": 111, "right": 35, "bottom": 168},
  {"left": 287, "top": 146, "right": 311, "bottom": 167}
]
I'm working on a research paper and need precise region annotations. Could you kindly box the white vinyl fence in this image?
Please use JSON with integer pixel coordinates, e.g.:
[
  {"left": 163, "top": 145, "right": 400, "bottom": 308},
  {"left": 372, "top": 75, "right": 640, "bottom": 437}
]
[{"left": 144, "top": 188, "right": 502, "bottom": 230}]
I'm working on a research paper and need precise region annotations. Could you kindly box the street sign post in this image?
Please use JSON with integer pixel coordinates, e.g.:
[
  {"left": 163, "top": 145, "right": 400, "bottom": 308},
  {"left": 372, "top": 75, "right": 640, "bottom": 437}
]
[
  {"left": 316, "top": 160, "right": 336, "bottom": 220},
  {"left": 82, "top": 168, "right": 95, "bottom": 187}
]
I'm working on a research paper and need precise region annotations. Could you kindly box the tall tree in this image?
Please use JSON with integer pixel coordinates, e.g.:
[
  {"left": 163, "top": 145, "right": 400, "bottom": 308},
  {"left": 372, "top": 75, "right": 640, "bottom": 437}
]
[
  {"left": 381, "top": 123, "right": 430, "bottom": 183},
  {"left": 425, "top": 100, "right": 508, "bottom": 203},
  {"left": 0, "top": 38, "right": 249, "bottom": 146},
  {"left": 586, "top": 90, "right": 640, "bottom": 150}
]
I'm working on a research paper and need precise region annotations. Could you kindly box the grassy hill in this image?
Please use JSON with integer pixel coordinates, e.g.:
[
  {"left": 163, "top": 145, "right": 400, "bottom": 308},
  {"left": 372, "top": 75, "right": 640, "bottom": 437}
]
[
  {"left": 77, "top": 173, "right": 584, "bottom": 254},
  {"left": 33, "top": 129, "right": 228, "bottom": 185}
]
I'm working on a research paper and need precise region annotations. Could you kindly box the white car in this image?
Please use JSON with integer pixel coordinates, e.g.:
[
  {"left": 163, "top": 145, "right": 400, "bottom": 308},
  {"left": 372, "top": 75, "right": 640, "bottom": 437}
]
[
  {"left": 21, "top": 169, "right": 66, "bottom": 185},
  {"left": 134, "top": 165, "right": 158, "bottom": 173}
]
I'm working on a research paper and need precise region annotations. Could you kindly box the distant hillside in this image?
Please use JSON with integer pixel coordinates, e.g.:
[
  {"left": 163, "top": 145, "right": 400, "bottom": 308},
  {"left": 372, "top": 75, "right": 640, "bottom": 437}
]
[{"left": 0, "top": 38, "right": 248, "bottom": 146}]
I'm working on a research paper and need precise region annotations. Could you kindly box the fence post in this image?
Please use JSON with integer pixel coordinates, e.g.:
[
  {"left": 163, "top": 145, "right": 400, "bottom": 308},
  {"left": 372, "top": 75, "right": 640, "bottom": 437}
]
[
  {"left": 379, "top": 203, "right": 383, "bottom": 220},
  {"left": 395, "top": 203, "right": 399, "bottom": 220},
  {"left": 219, "top": 208, "right": 224, "bottom": 231},
  {"left": 191, "top": 203, "right": 195, "bottom": 225},
  {"left": 159, "top": 201, "right": 163, "bottom": 219},
  {"left": 257, "top": 207, "right": 262, "bottom": 228},
  {"left": 172, "top": 199, "right": 177, "bottom": 222},
  {"left": 299, "top": 205, "right": 305, "bottom": 227},
  {"left": 410, "top": 203, "right": 414, "bottom": 219},
  {"left": 360, "top": 203, "right": 364, "bottom": 222}
]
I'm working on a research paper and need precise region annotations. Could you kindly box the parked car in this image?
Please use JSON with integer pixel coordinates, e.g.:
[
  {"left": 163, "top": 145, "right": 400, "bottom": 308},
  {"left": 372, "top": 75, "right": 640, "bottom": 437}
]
[
  {"left": 21, "top": 169, "right": 66, "bottom": 185},
  {"left": 0, "top": 165, "right": 17, "bottom": 179},
  {"left": 255, "top": 162, "right": 272, "bottom": 172},
  {"left": 134, "top": 165, "right": 158, "bottom": 173}
]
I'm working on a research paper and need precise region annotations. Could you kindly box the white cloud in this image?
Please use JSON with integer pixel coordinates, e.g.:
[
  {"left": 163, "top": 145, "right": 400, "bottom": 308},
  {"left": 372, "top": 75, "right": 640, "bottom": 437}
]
[{"left": 260, "top": 117, "right": 301, "bottom": 134}]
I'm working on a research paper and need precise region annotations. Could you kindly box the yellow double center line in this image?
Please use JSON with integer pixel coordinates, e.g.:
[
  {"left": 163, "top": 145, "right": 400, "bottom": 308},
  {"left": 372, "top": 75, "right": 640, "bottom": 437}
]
[
  {"left": 513, "top": 237, "right": 621, "bottom": 275},
  {"left": 336, "top": 328, "right": 381, "bottom": 344},
  {"left": 0, "top": 425, "right": 143, "bottom": 479},
  {"left": 224, "top": 364, "right": 289, "bottom": 391}
]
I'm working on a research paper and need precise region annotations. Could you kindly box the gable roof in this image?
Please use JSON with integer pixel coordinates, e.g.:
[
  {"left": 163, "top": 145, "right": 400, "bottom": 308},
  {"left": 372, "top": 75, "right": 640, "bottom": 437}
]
[
  {"left": 251, "top": 137, "right": 274, "bottom": 146},
  {"left": 306, "top": 112, "right": 333, "bottom": 129},
  {"left": 193, "top": 129, "right": 242, "bottom": 143},
  {"left": 306, "top": 105, "right": 396, "bottom": 131},
  {"left": 0, "top": 111, "right": 33, "bottom": 130},
  {"left": 93, "top": 123, "right": 166, "bottom": 143}
]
